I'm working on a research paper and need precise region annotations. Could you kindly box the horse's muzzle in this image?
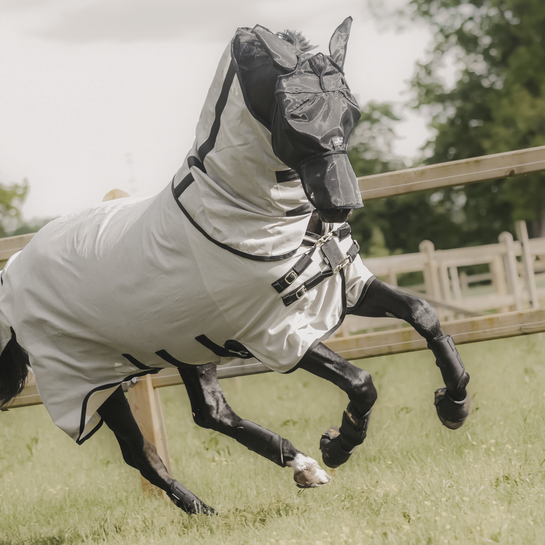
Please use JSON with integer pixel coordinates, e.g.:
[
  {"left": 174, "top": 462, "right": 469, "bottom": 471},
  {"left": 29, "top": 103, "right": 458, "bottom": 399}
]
[
  {"left": 298, "top": 152, "right": 363, "bottom": 215},
  {"left": 318, "top": 208, "right": 352, "bottom": 224}
]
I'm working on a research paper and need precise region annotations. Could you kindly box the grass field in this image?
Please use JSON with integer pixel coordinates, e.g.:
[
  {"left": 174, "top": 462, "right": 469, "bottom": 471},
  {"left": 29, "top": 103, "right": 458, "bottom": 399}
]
[{"left": 1, "top": 334, "right": 545, "bottom": 544}]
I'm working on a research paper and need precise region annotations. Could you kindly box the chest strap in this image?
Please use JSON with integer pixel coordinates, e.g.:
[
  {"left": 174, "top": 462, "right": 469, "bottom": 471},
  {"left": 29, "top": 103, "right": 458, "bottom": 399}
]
[
  {"left": 279, "top": 238, "right": 360, "bottom": 307},
  {"left": 272, "top": 223, "right": 354, "bottom": 295}
]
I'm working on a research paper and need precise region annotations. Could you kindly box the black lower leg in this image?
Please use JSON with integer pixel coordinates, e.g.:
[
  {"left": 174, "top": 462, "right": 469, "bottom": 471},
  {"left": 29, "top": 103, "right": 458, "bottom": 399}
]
[
  {"left": 351, "top": 278, "right": 471, "bottom": 429},
  {"left": 235, "top": 419, "right": 299, "bottom": 467},
  {"left": 298, "top": 343, "right": 377, "bottom": 468},
  {"left": 428, "top": 334, "right": 469, "bottom": 400},
  {"left": 428, "top": 335, "right": 470, "bottom": 429},
  {"left": 179, "top": 363, "right": 299, "bottom": 467},
  {"left": 99, "top": 386, "right": 215, "bottom": 515},
  {"left": 320, "top": 404, "right": 372, "bottom": 468}
]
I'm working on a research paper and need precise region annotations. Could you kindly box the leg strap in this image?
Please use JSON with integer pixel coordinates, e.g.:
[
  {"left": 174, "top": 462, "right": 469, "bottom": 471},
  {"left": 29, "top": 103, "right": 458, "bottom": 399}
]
[
  {"left": 339, "top": 402, "right": 371, "bottom": 450},
  {"left": 428, "top": 334, "right": 469, "bottom": 398},
  {"left": 320, "top": 405, "right": 372, "bottom": 469},
  {"left": 167, "top": 480, "right": 216, "bottom": 515},
  {"left": 236, "top": 419, "right": 285, "bottom": 467}
]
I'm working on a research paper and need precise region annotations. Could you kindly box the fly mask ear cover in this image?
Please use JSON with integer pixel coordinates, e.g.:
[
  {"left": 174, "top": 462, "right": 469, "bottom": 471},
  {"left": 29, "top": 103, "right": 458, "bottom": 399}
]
[{"left": 254, "top": 18, "right": 363, "bottom": 213}]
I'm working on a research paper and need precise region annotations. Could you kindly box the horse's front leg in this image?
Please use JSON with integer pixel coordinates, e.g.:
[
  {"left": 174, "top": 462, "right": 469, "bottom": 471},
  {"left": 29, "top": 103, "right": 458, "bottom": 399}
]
[
  {"left": 297, "top": 343, "right": 376, "bottom": 468},
  {"left": 98, "top": 387, "right": 216, "bottom": 515},
  {"left": 350, "top": 278, "right": 470, "bottom": 429},
  {"left": 178, "top": 362, "right": 330, "bottom": 488}
]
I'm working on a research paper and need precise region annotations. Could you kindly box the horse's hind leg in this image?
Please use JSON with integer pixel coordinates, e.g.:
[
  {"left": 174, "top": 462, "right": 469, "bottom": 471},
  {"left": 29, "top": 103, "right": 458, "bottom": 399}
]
[
  {"left": 178, "top": 363, "right": 330, "bottom": 488},
  {"left": 97, "top": 386, "right": 215, "bottom": 515},
  {"left": 350, "top": 278, "right": 470, "bottom": 429},
  {"left": 297, "top": 343, "right": 376, "bottom": 469}
]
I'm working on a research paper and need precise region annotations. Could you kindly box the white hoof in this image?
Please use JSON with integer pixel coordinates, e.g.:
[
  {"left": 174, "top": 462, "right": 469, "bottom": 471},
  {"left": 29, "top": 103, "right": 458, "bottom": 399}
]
[{"left": 287, "top": 453, "right": 331, "bottom": 488}]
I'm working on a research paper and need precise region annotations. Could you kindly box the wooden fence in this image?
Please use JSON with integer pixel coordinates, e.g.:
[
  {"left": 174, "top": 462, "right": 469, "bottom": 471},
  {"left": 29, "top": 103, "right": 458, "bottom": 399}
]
[
  {"left": 3, "top": 144, "right": 545, "bottom": 496},
  {"left": 339, "top": 220, "right": 544, "bottom": 335}
]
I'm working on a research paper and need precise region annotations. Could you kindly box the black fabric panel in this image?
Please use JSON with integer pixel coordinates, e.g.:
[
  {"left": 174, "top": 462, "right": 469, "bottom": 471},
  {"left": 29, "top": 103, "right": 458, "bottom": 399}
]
[
  {"left": 286, "top": 203, "right": 313, "bottom": 217},
  {"left": 187, "top": 156, "right": 206, "bottom": 173},
  {"left": 321, "top": 238, "right": 345, "bottom": 270},
  {"left": 173, "top": 173, "right": 195, "bottom": 199},
  {"left": 275, "top": 169, "right": 299, "bottom": 183},
  {"left": 197, "top": 61, "right": 237, "bottom": 161}
]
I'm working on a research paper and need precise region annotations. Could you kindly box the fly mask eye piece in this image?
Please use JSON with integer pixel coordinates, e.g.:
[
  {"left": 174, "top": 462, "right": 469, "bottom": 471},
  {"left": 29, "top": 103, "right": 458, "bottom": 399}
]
[{"left": 254, "top": 17, "right": 363, "bottom": 221}]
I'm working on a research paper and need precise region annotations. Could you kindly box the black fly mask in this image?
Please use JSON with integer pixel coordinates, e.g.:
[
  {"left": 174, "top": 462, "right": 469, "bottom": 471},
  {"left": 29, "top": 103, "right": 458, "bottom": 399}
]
[{"left": 233, "top": 17, "right": 363, "bottom": 224}]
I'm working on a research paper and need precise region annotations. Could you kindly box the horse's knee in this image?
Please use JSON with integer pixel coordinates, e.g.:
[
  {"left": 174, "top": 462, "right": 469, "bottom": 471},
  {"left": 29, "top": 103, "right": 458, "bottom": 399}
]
[
  {"left": 350, "top": 368, "right": 377, "bottom": 414},
  {"left": 191, "top": 400, "right": 240, "bottom": 438},
  {"left": 408, "top": 297, "right": 442, "bottom": 340}
]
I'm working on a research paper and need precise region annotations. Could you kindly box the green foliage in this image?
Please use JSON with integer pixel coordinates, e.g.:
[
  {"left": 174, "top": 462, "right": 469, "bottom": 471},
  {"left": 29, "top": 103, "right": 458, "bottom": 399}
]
[
  {"left": 348, "top": 101, "right": 405, "bottom": 178},
  {"left": 10, "top": 217, "right": 54, "bottom": 236},
  {"left": 406, "top": 0, "right": 545, "bottom": 238},
  {"left": 348, "top": 102, "right": 466, "bottom": 254},
  {"left": 0, "top": 179, "right": 28, "bottom": 238}
]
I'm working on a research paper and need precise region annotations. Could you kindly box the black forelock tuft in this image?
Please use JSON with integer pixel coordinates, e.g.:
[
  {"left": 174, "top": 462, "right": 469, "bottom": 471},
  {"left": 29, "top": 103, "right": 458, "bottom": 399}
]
[{"left": 277, "top": 30, "right": 316, "bottom": 52}]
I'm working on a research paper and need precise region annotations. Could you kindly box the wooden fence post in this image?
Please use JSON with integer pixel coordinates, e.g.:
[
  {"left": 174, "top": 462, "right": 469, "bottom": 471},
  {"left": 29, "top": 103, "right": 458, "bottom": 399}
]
[
  {"left": 499, "top": 231, "right": 523, "bottom": 311},
  {"left": 419, "top": 240, "right": 445, "bottom": 319},
  {"left": 449, "top": 266, "right": 463, "bottom": 300},
  {"left": 127, "top": 375, "right": 171, "bottom": 497},
  {"left": 515, "top": 220, "right": 540, "bottom": 309},
  {"left": 490, "top": 254, "right": 510, "bottom": 313}
]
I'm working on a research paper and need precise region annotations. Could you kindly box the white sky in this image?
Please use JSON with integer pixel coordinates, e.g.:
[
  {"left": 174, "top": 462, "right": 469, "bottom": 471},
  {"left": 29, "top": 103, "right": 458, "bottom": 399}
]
[{"left": 0, "top": 0, "right": 432, "bottom": 221}]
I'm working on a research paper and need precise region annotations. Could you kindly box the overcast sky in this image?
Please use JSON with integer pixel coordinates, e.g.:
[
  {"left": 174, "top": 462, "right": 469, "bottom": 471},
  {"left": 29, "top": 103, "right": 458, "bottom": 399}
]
[{"left": 0, "top": 0, "right": 432, "bottom": 221}]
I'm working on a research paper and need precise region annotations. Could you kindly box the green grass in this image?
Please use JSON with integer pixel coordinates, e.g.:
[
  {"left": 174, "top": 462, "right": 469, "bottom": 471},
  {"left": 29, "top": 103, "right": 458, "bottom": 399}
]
[{"left": 2, "top": 334, "right": 545, "bottom": 544}]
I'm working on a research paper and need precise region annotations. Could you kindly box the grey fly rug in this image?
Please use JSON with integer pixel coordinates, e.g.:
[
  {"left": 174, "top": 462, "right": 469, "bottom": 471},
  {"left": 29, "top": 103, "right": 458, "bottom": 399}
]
[{"left": 0, "top": 33, "right": 373, "bottom": 444}]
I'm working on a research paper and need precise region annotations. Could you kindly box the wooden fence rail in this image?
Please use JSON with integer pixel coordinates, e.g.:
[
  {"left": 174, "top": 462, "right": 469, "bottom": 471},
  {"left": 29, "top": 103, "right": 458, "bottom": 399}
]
[
  {"left": 358, "top": 145, "right": 545, "bottom": 200},
  {"left": 3, "top": 144, "right": 545, "bottom": 496}
]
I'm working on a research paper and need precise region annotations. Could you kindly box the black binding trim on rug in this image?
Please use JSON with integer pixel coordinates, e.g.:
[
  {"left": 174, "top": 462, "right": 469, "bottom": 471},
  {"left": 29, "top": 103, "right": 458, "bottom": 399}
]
[
  {"left": 283, "top": 270, "right": 349, "bottom": 374},
  {"left": 171, "top": 178, "right": 299, "bottom": 262},
  {"left": 198, "top": 60, "right": 237, "bottom": 161},
  {"left": 187, "top": 155, "right": 206, "bottom": 172},
  {"left": 346, "top": 275, "right": 377, "bottom": 315},
  {"left": 76, "top": 367, "right": 161, "bottom": 445},
  {"left": 173, "top": 172, "right": 195, "bottom": 199}
]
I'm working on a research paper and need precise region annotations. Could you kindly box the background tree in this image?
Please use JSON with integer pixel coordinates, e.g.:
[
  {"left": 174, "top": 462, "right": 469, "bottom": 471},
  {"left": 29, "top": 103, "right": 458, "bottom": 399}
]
[
  {"left": 0, "top": 179, "right": 28, "bottom": 238},
  {"left": 353, "top": 0, "right": 545, "bottom": 256},
  {"left": 349, "top": 102, "right": 463, "bottom": 256},
  {"left": 406, "top": 0, "right": 545, "bottom": 239}
]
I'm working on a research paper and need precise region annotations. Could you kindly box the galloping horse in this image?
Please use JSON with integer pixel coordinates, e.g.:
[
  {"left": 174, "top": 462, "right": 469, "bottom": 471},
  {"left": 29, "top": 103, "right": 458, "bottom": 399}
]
[{"left": 0, "top": 19, "right": 470, "bottom": 515}]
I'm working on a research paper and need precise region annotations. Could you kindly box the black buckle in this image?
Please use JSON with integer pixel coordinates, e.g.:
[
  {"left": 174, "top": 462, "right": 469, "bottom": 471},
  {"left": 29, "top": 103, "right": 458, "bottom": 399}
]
[{"left": 284, "top": 270, "right": 298, "bottom": 285}]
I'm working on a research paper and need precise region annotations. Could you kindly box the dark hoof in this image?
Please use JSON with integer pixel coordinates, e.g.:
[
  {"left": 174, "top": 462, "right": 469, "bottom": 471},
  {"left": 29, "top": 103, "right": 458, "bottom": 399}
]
[
  {"left": 168, "top": 481, "right": 217, "bottom": 516},
  {"left": 434, "top": 388, "right": 470, "bottom": 430},
  {"left": 319, "top": 425, "right": 354, "bottom": 469}
]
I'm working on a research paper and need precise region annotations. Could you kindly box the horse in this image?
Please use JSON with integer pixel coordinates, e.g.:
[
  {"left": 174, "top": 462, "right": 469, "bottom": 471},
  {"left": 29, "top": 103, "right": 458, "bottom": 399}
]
[{"left": 0, "top": 18, "right": 470, "bottom": 515}]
